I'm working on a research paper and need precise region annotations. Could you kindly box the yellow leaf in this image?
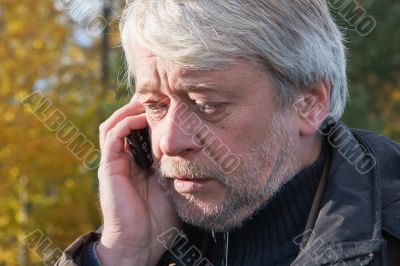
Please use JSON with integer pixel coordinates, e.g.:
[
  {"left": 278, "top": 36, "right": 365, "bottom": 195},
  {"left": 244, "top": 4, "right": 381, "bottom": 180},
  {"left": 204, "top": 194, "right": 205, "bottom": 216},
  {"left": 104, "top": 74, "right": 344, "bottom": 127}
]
[
  {"left": 33, "top": 39, "right": 43, "bottom": 49},
  {"left": 64, "top": 178, "right": 75, "bottom": 189},
  {"left": 391, "top": 90, "right": 400, "bottom": 102},
  {"left": 3, "top": 111, "right": 15, "bottom": 122}
]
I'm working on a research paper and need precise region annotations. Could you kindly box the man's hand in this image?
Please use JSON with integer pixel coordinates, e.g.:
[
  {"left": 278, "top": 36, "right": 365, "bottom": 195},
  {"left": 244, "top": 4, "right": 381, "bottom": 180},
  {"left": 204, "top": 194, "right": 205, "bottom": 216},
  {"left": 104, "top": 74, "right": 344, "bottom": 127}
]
[{"left": 96, "top": 101, "right": 180, "bottom": 266}]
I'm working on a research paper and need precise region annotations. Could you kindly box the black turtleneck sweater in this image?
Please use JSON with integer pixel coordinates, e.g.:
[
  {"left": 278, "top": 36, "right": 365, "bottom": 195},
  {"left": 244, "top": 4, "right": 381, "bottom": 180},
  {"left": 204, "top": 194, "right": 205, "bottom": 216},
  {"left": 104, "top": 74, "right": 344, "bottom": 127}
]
[{"left": 162, "top": 149, "right": 326, "bottom": 266}]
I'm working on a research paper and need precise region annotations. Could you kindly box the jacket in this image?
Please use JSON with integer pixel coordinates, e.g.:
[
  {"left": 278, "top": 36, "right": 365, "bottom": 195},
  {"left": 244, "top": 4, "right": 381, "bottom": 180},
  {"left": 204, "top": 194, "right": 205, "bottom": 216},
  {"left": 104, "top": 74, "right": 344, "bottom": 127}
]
[{"left": 56, "top": 122, "right": 400, "bottom": 265}]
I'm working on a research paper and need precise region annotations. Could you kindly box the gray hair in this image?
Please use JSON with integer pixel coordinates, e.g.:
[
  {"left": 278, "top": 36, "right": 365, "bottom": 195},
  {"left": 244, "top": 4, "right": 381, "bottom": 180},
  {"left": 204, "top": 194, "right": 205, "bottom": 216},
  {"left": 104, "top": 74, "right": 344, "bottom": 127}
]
[{"left": 120, "top": 0, "right": 348, "bottom": 120}]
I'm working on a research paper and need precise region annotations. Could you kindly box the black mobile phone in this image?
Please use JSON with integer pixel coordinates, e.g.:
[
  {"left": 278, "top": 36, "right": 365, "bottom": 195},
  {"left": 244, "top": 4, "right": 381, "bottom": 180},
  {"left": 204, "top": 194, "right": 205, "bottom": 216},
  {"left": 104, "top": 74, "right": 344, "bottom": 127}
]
[{"left": 126, "top": 128, "right": 153, "bottom": 169}]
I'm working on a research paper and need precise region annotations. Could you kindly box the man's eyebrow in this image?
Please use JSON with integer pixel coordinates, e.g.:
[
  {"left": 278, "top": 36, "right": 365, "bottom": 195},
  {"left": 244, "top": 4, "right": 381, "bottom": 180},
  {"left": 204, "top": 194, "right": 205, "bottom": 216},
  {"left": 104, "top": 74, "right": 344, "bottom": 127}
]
[
  {"left": 181, "top": 83, "right": 225, "bottom": 94},
  {"left": 135, "top": 83, "right": 157, "bottom": 95},
  {"left": 135, "top": 82, "right": 226, "bottom": 95}
]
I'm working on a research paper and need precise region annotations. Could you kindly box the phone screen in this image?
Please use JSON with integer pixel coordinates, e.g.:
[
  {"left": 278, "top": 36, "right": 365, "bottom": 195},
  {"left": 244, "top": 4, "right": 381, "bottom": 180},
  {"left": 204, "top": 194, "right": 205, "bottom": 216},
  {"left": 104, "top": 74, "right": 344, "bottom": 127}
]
[{"left": 126, "top": 128, "right": 153, "bottom": 169}]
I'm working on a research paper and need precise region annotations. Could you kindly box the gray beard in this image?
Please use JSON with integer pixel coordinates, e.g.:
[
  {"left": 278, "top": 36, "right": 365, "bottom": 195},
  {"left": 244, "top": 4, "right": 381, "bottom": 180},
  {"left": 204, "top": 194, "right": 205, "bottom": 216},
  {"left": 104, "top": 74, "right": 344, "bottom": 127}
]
[{"left": 153, "top": 112, "right": 302, "bottom": 232}]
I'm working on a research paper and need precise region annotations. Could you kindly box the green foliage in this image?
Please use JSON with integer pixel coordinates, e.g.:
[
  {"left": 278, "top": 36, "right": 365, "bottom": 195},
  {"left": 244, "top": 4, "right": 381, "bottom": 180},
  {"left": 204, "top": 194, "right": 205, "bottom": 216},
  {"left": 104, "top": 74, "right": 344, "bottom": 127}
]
[{"left": 331, "top": 0, "right": 400, "bottom": 140}]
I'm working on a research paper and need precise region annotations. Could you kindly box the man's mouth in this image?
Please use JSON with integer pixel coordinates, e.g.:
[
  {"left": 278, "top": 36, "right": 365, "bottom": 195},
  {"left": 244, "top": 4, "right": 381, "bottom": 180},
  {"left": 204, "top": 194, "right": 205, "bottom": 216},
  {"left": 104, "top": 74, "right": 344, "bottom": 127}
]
[{"left": 168, "top": 176, "right": 213, "bottom": 193}]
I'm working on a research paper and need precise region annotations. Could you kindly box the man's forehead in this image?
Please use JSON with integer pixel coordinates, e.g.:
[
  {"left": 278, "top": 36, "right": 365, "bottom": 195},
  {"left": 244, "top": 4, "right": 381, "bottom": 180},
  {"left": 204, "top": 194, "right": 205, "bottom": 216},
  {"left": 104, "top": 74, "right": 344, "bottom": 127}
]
[
  {"left": 131, "top": 47, "right": 267, "bottom": 97},
  {"left": 133, "top": 60, "right": 233, "bottom": 95},
  {"left": 133, "top": 58, "right": 252, "bottom": 84}
]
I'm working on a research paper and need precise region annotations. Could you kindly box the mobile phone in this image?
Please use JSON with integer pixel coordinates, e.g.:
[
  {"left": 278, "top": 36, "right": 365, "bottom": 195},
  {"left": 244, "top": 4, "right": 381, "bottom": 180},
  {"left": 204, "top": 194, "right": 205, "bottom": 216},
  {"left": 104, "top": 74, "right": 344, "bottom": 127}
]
[{"left": 125, "top": 128, "right": 153, "bottom": 169}]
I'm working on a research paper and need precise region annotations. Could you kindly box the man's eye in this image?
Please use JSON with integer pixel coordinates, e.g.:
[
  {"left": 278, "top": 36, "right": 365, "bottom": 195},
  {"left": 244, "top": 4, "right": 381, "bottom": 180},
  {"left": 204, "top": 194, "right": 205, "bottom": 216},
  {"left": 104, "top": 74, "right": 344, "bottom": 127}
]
[
  {"left": 143, "top": 101, "right": 168, "bottom": 118},
  {"left": 195, "top": 102, "right": 226, "bottom": 117}
]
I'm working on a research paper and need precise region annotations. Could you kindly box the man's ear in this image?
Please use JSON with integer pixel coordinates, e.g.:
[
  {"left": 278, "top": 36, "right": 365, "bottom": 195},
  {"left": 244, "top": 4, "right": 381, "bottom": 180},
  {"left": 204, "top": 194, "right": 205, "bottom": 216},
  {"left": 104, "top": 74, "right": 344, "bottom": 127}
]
[{"left": 294, "top": 79, "right": 331, "bottom": 137}]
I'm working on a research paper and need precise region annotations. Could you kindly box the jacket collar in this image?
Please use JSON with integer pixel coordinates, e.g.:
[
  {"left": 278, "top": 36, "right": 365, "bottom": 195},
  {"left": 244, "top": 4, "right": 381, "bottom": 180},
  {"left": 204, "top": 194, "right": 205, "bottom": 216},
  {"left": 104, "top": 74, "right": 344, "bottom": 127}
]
[{"left": 292, "top": 121, "right": 385, "bottom": 265}]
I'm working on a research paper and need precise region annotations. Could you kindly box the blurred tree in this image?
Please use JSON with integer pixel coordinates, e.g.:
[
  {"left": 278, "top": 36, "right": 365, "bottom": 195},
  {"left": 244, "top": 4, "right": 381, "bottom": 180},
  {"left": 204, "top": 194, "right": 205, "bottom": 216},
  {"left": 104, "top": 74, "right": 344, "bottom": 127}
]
[
  {"left": 331, "top": 0, "right": 400, "bottom": 140},
  {"left": 0, "top": 0, "right": 127, "bottom": 265}
]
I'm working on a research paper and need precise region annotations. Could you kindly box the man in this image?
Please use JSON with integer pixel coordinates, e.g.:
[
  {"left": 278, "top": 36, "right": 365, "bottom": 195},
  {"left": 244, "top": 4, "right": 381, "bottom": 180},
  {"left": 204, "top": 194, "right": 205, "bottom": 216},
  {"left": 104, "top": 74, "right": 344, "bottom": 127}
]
[{"left": 57, "top": 0, "right": 400, "bottom": 265}]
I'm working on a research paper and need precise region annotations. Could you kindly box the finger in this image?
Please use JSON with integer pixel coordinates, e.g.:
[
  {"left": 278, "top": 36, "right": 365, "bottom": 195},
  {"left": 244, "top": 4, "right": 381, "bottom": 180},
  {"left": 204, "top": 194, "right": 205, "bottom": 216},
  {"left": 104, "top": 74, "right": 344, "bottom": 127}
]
[
  {"left": 102, "top": 113, "right": 148, "bottom": 162},
  {"left": 123, "top": 138, "right": 131, "bottom": 153},
  {"left": 99, "top": 101, "right": 144, "bottom": 150},
  {"left": 99, "top": 101, "right": 145, "bottom": 150},
  {"left": 130, "top": 93, "right": 139, "bottom": 103}
]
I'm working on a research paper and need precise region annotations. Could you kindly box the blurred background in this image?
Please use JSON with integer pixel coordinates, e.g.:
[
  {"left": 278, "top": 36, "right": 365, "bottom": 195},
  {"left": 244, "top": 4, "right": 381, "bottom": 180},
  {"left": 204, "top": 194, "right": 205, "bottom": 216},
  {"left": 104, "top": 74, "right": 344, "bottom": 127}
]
[{"left": 0, "top": 0, "right": 399, "bottom": 265}]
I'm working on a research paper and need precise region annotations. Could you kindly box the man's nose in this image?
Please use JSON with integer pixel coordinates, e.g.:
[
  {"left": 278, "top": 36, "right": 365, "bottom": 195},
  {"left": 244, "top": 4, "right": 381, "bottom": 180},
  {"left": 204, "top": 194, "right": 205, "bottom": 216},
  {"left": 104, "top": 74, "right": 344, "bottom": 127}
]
[{"left": 159, "top": 107, "right": 202, "bottom": 157}]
